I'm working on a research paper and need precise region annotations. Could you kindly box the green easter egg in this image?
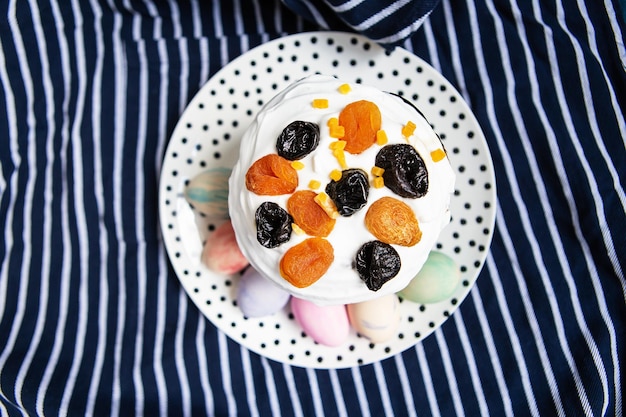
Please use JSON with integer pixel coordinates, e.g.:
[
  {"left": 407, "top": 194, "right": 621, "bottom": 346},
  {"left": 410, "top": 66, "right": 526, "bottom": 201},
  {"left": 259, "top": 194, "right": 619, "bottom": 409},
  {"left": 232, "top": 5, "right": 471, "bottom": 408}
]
[
  {"left": 184, "top": 167, "right": 231, "bottom": 218},
  {"left": 398, "top": 251, "right": 460, "bottom": 304}
]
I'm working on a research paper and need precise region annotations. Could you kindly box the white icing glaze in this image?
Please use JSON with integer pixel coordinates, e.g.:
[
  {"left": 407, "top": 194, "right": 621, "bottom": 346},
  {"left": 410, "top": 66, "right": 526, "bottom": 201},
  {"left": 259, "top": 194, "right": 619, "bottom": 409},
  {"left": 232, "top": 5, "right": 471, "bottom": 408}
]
[{"left": 229, "top": 75, "right": 455, "bottom": 305}]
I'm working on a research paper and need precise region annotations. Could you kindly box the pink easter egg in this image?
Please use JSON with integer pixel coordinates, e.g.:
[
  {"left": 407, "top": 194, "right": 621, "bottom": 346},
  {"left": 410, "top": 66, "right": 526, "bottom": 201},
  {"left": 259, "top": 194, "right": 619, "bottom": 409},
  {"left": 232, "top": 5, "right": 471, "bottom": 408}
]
[
  {"left": 290, "top": 297, "right": 350, "bottom": 347},
  {"left": 202, "top": 220, "right": 249, "bottom": 274}
]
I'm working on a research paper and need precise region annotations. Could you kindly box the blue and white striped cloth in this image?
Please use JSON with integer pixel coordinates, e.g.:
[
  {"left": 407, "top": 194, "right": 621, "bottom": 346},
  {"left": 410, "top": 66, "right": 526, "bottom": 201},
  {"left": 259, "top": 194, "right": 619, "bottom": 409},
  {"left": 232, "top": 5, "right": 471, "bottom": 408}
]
[{"left": 1, "top": 1, "right": 625, "bottom": 416}]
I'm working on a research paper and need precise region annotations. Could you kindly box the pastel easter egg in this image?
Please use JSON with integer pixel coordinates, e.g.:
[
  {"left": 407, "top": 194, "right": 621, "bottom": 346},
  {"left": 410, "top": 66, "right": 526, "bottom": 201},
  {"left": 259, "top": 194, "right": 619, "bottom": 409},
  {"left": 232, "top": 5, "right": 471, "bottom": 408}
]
[
  {"left": 201, "top": 220, "right": 249, "bottom": 274},
  {"left": 398, "top": 251, "right": 460, "bottom": 304},
  {"left": 237, "top": 267, "right": 291, "bottom": 318},
  {"left": 184, "top": 167, "right": 231, "bottom": 218},
  {"left": 291, "top": 297, "right": 350, "bottom": 347},
  {"left": 347, "top": 294, "right": 400, "bottom": 343}
]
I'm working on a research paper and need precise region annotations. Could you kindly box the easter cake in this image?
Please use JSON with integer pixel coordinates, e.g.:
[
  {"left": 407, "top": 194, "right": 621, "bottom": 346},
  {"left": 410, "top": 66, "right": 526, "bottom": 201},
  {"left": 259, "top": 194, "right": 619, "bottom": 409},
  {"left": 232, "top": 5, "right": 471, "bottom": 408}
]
[{"left": 228, "top": 74, "right": 455, "bottom": 306}]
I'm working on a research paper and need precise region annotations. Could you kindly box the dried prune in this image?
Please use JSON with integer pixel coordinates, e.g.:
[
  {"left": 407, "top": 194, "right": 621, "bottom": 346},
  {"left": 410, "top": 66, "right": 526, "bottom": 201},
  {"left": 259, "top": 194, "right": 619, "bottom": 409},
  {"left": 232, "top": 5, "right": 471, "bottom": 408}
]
[
  {"left": 280, "top": 237, "right": 334, "bottom": 288},
  {"left": 325, "top": 168, "right": 369, "bottom": 216},
  {"left": 255, "top": 202, "right": 293, "bottom": 248},
  {"left": 339, "top": 100, "right": 382, "bottom": 154},
  {"left": 355, "top": 241, "right": 401, "bottom": 291},
  {"left": 375, "top": 143, "right": 428, "bottom": 198},
  {"left": 276, "top": 121, "right": 320, "bottom": 160}
]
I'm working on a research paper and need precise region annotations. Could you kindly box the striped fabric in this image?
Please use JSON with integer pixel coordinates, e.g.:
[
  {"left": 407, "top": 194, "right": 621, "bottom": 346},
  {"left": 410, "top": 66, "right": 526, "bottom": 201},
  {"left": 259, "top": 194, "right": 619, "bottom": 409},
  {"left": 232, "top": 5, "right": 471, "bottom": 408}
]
[
  {"left": 282, "top": 0, "right": 441, "bottom": 47},
  {"left": 0, "top": 0, "right": 624, "bottom": 416}
]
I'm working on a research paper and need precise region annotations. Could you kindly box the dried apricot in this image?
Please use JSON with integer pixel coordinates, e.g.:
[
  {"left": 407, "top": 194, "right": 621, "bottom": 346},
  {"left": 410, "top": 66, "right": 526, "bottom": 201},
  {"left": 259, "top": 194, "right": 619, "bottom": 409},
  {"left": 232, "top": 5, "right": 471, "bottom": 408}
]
[
  {"left": 338, "top": 100, "right": 382, "bottom": 154},
  {"left": 280, "top": 238, "right": 334, "bottom": 288},
  {"left": 365, "top": 197, "right": 422, "bottom": 246},
  {"left": 287, "top": 190, "right": 336, "bottom": 237},
  {"left": 245, "top": 154, "right": 298, "bottom": 195}
]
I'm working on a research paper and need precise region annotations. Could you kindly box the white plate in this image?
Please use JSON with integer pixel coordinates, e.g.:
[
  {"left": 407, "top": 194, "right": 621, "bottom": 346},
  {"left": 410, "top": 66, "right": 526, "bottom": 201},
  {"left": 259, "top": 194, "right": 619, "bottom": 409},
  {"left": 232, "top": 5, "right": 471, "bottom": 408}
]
[{"left": 159, "top": 31, "right": 496, "bottom": 369}]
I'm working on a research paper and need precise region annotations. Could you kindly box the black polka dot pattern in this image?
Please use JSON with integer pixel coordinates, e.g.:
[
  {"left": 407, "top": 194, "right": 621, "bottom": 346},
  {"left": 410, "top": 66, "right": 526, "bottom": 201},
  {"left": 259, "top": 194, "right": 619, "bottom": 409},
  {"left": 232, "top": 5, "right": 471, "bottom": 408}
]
[{"left": 158, "top": 32, "right": 496, "bottom": 369}]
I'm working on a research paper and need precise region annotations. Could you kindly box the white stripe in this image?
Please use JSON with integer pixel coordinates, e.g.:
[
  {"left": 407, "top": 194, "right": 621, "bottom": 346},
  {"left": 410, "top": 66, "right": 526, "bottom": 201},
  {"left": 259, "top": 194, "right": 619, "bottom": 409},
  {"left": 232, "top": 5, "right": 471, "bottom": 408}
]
[
  {"left": 175, "top": 292, "right": 192, "bottom": 417},
  {"left": 106, "top": 2, "right": 129, "bottom": 415},
  {"left": 259, "top": 357, "right": 281, "bottom": 416},
  {"left": 13, "top": 1, "right": 56, "bottom": 411},
  {"left": 434, "top": 330, "right": 465, "bottom": 416},
  {"left": 348, "top": 0, "right": 413, "bottom": 32},
  {"left": 168, "top": 0, "right": 182, "bottom": 38},
  {"left": 251, "top": 0, "right": 267, "bottom": 38},
  {"left": 468, "top": 283, "right": 517, "bottom": 416},
  {"left": 420, "top": 19, "right": 442, "bottom": 76},
  {"left": 155, "top": 244, "right": 170, "bottom": 415},
  {"left": 194, "top": 319, "right": 215, "bottom": 416},
  {"left": 0, "top": 3, "right": 37, "bottom": 414},
  {"left": 190, "top": 0, "right": 202, "bottom": 38},
  {"left": 84, "top": 1, "right": 109, "bottom": 415},
  {"left": 281, "top": 363, "right": 304, "bottom": 417},
  {"left": 218, "top": 332, "right": 238, "bottom": 415},
  {"left": 154, "top": 37, "right": 171, "bottom": 416},
  {"left": 306, "top": 368, "right": 324, "bottom": 416},
  {"left": 351, "top": 367, "right": 370, "bottom": 417},
  {"left": 295, "top": 0, "right": 330, "bottom": 29},
  {"left": 130, "top": 22, "right": 149, "bottom": 416},
  {"left": 392, "top": 356, "right": 417, "bottom": 417},
  {"left": 373, "top": 362, "right": 395, "bottom": 417},
  {"left": 241, "top": 347, "right": 259, "bottom": 417},
  {"left": 600, "top": 0, "right": 626, "bottom": 67},
  {"left": 330, "top": 0, "right": 366, "bottom": 13},
  {"left": 212, "top": 0, "right": 224, "bottom": 37},
  {"left": 415, "top": 343, "right": 441, "bottom": 417}
]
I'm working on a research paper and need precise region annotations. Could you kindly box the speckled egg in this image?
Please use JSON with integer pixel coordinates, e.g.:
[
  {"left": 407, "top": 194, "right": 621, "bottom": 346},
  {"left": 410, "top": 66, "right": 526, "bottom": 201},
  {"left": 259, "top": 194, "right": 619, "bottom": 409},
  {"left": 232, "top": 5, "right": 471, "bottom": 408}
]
[
  {"left": 184, "top": 167, "right": 231, "bottom": 218},
  {"left": 201, "top": 220, "right": 249, "bottom": 274},
  {"left": 290, "top": 297, "right": 350, "bottom": 347},
  {"left": 236, "top": 267, "right": 291, "bottom": 318},
  {"left": 347, "top": 294, "right": 401, "bottom": 343},
  {"left": 398, "top": 251, "right": 460, "bottom": 304}
]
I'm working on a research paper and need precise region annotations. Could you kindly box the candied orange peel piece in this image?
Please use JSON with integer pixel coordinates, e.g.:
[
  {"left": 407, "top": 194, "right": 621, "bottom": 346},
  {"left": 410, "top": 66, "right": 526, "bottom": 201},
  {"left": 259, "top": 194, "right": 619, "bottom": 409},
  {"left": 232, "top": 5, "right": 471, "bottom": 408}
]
[{"left": 430, "top": 148, "right": 446, "bottom": 162}]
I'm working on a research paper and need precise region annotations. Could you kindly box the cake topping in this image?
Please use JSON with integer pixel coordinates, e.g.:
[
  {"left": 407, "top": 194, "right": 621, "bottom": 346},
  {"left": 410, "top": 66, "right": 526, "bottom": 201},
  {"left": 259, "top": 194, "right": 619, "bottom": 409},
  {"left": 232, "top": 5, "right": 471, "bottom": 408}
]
[
  {"left": 287, "top": 190, "right": 336, "bottom": 237},
  {"left": 255, "top": 201, "right": 293, "bottom": 248},
  {"left": 355, "top": 241, "right": 401, "bottom": 291},
  {"left": 325, "top": 168, "right": 370, "bottom": 217},
  {"left": 280, "top": 237, "right": 334, "bottom": 288},
  {"left": 365, "top": 197, "right": 422, "bottom": 246},
  {"left": 402, "top": 120, "right": 417, "bottom": 138},
  {"left": 375, "top": 143, "right": 428, "bottom": 198},
  {"left": 338, "top": 100, "right": 382, "bottom": 154},
  {"left": 276, "top": 120, "right": 320, "bottom": 160},
  {"left": 246, "top": 154, "right": 298, "bottom": 195}
]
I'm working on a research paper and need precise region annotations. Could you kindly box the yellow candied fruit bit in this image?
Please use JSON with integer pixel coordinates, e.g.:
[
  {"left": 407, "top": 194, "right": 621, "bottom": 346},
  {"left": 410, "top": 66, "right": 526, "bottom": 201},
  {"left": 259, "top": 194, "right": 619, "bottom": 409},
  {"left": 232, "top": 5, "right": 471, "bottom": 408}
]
[
  {"left": 314, "top": 192, "right": 340, "bottom": 219},
  {"left": 312, "top": 98, "right": 329, "bottom": 109},
  {"left": 338, "top": 83, "right": 351, "bottom": 94},
  {"left": 329, "top": 124, "right": 345, "bottom": 139},
  {"left": 308, "top": 179, "right": 321, "bottom": 190},
  {"left": 291, "top": 223, "right": 306, "bottom": 235},
  {"left": 333, "top": 149, "right": 347, "bottom": 169},
  {"left": 330, "top": 169, "right": 342, "bottom": 181},
  {"left": 376, "top": 129, "right": 388, "bottom": 145},
  {"left": 371, "top": 166, "right": 385, "bottom": 177},
  {"left": 290, "top": 160, "right": 305, "bottom": 170},
  {"left": 373, "top": 176, "right": 385, "bottom": 189},
  {"left": 402, "top": 121, "right": 417, "bottom": 138},
  {"left": 329, "top": 140, "right": 346, "bottom": 150},
  {"left": 327, "top": 117, "right": 339, "bottom": 127},
  {"left": 430, "top": 148, "right": 447, "bottom": 162}
]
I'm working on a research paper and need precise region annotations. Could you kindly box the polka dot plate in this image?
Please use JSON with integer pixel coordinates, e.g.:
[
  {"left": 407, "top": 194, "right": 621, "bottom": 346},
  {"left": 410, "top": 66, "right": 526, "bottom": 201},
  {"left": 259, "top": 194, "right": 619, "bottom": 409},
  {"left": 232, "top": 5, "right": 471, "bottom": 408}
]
[{"left": 159, "top": 32, "right": 496, "bottom": 369}]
